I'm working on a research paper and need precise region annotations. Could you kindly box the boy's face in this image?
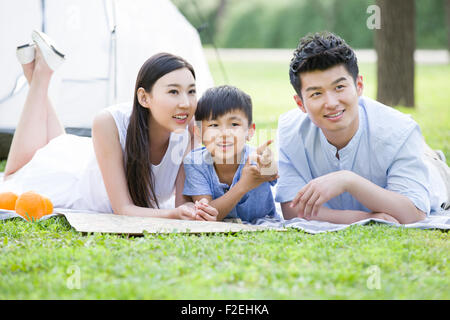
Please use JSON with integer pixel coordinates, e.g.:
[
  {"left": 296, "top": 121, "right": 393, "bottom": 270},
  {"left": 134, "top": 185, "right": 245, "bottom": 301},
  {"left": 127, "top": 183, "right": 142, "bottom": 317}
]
[
  {"left": 294, "top": 64, "right": 363, "bottom": 146},
  {"left": 198, "top": 109, "right": 255, "bottom": 164}
]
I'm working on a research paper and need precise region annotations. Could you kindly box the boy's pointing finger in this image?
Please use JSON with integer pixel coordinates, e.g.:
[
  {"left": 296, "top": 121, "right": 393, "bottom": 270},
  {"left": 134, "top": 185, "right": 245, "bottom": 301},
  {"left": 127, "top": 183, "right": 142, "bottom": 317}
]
[{"left": 256, "top": 139, "right": 273, "bottom": 155}]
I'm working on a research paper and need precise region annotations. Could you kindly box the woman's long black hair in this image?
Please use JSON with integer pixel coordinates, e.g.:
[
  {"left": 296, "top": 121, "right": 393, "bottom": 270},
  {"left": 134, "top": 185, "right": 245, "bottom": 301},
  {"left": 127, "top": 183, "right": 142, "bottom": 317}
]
[{"left": 125, "top": 53, "right": 195, "bottom": 208}]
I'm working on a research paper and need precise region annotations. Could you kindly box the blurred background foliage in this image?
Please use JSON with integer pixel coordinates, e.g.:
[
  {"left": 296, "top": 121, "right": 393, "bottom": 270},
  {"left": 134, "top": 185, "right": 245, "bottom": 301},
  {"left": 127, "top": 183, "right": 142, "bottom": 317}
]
[{"left": 173, "top": 0, "right": 448, "bottom": 49}]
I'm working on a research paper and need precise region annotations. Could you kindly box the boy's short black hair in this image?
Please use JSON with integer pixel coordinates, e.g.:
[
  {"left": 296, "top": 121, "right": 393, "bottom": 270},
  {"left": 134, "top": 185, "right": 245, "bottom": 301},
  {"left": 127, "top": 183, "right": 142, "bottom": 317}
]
[
  {"left": 289, "top": 31, "right": 359, "bottom": 99},
  {"left": 195, "top": 85, "right": 252, "bottom": 125}
]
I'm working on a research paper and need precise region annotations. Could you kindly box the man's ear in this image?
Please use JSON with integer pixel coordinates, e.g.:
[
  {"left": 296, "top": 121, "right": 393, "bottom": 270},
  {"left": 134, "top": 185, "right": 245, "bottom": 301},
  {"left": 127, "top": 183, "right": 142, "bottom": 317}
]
[
  {"left": 137, "top": 87, "right": 151, "bottom": 109},
  {"left": 247, "top": 123, "right": 256, "bottom": 141},
  {"left": 356, "top": 75, "right": 364, "bottom": 97},
  {"left": 293, "top": 94, "right": 306, "bottom": 113}
]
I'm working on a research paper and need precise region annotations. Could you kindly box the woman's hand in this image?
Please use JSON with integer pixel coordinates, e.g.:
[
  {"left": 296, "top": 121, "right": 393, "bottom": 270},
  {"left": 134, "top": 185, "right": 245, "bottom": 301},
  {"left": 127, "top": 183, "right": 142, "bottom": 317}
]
[{"left": 175, "top": 202, "right": 197, "bottom": 220}]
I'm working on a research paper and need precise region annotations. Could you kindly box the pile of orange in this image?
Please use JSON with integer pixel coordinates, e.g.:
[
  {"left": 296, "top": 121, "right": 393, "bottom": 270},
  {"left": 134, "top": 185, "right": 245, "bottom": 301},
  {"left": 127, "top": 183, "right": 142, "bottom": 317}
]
[{"left": 0, "top": 191, "right": 53, "bottom": 221}]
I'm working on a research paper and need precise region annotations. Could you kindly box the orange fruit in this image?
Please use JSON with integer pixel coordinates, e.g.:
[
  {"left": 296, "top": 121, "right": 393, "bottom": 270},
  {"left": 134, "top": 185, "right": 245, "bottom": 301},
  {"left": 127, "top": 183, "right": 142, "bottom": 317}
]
[
  {"left": 15, "top": 191, "right": 53, "bottom": 221},
  {"left": 0, "top": 192, "right": 19, "bottom": 210},
  {"left": 43, "top": 197, "right": 53, "bottom": 215}
]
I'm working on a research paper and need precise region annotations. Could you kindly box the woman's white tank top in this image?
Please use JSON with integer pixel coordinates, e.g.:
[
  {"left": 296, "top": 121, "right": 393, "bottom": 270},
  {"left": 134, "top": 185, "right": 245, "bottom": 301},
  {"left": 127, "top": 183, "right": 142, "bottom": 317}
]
[
  {"left": 72, "top": 103, "right": 190, "bottom": 212},
  {"left": 0, "top": 103, "right": 189, "bottom": 213},
  {"left": 108, "top": 103, "right": 190, "bottom": 208}
]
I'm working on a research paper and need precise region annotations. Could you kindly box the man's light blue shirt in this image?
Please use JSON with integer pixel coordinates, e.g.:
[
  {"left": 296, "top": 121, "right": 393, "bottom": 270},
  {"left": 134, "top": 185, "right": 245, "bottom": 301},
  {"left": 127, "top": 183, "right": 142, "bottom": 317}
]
[
  {"left": 183, "top": 144, "right": 278, "bottom": 222},
  {"left": 276, "top": 96, "right": 437, "bottom": 215}
]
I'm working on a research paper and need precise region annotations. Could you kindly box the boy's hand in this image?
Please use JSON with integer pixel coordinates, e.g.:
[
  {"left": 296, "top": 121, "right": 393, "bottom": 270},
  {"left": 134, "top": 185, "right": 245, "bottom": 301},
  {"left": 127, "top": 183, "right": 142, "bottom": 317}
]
[
  {"left": 290, "top": 170, "right": 353, "bottom": 218},
  {"left": 194, "top": 198, "right": 219, "bottom": 221},
  {"left": 250, "top": 140, "right": 278, "bottom": 176},
  {"left": 239, "top": 155, "right": 278, "bottom": 193}
]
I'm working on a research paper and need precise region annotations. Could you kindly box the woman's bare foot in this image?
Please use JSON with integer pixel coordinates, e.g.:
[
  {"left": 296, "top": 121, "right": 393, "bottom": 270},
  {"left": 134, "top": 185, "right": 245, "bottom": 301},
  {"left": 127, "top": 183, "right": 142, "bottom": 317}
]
[{"left": 30, "top": 46, "right": 53, "bottom": 85}]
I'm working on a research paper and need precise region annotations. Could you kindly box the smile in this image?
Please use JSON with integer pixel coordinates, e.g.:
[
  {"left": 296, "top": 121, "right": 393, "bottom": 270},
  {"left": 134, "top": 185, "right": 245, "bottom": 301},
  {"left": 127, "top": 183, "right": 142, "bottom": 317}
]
[
  {"left": 173, "top": 114, "right": 188, "bottom": 120},
  {"left": 217, "top": 143, "right": 234, "bottom": 147},
  {"left": 324, "top": 110, "right": 344, "bottom": 118}
]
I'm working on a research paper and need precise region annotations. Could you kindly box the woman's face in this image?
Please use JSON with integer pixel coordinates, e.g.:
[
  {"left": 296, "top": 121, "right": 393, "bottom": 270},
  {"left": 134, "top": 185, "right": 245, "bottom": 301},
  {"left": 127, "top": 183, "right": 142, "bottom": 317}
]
[{"left": 139, "top": 67, "right": 197, "bottom": 133}]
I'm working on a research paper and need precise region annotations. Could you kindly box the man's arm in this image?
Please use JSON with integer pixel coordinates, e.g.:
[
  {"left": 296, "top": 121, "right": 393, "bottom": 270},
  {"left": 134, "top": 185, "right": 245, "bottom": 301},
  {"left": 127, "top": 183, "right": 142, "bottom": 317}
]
[
  {"left": 281, "top": 201, "right": 400, "bottom": 224},
  {"left": 345, "top": 171, "right": 426, "bottom": 224},
  {"left": 290, "top": 170, "right": 426, "bottom": 224}
]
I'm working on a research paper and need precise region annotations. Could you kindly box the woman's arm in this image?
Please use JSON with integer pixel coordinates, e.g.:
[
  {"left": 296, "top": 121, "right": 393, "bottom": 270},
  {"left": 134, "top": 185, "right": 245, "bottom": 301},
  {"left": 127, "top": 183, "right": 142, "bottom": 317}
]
[
  {"left": 92, "top": 111, "right": 193, "bottom": 219},
  {"left": 174, "top": 125, "right": 199, "bottom": 207},
  {"left": 174, "top": 163, "right": 193, "bottom": 207}
]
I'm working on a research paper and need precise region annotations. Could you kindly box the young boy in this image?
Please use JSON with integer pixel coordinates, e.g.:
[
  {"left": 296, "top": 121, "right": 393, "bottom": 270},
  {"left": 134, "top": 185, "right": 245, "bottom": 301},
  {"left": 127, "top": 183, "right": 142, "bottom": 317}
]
[
  {"left": 183, "top": 85, "right": 279, "bottom": 222},
  {"left": 277, "top": 31, "right": 449, "bottom": 225}
]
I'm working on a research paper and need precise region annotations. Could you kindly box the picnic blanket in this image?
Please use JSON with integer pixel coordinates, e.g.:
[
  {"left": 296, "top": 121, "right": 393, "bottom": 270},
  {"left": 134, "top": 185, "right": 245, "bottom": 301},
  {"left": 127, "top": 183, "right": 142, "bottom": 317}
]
[
  {"left": 248, "top": 211, "right": 450, "bottom": 234},
  {"left": 1, "top": 172, "right": 449, "bottom": 234},
  {"left": 0, "top": 209, "right": 284, "bottom": 234},
  {"left": 1, "top": 206, "right": 449, "bottom": 235}
]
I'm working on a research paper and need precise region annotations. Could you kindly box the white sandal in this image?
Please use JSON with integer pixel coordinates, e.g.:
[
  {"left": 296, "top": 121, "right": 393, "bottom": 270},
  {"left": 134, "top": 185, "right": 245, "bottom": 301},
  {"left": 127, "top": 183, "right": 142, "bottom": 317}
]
[
  {"left": 31, "top": 30, "right": 66, "bottom": 71},
  {"left": 16, "top": 43, "right": 36, "bottom": 65}
]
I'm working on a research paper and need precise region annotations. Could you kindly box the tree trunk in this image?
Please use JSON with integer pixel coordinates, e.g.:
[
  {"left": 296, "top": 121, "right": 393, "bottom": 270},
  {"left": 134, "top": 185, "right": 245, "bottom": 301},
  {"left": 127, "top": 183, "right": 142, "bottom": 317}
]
[{"left": 375, "top": 0, "right": 415, "bottom": 107}]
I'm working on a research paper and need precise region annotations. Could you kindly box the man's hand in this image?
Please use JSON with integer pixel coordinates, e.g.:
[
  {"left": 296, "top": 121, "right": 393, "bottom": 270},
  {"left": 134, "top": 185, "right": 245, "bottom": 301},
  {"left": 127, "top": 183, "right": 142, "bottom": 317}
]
[
  {"left": 290, "top": 170, "right": 354, "bottom": 218},
  {"left": 194, "top": 198, "right": 219, "bottom": 221}
]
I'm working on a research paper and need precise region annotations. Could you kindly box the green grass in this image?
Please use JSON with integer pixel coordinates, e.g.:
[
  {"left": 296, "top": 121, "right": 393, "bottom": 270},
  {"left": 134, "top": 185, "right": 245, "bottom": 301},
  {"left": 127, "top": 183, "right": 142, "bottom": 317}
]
[
  {"left": 1, "top": 217, "right": 449, "bottom": 299},
  {"left": 0, "top": 60, "right": 449, "bottom": 299}
]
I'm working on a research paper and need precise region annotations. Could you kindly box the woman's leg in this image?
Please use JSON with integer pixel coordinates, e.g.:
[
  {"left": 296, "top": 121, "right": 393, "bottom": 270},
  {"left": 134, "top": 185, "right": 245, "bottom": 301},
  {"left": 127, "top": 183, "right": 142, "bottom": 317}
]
[
  {"left": 19, "top": 54, "right": 64, "bottom": 142},
  {"left": 4, "top": 47, "right": 65, "bottom": 178}
]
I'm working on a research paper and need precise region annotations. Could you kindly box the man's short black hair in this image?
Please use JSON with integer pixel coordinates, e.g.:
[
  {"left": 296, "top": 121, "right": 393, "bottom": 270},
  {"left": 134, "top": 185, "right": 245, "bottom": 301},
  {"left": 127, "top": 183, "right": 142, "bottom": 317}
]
[
  {"left": 195, "top": 85, "right": 252, "bottom": 125},
  {"left": 289, "top": 31, "right": 359, "bottom": 99}
]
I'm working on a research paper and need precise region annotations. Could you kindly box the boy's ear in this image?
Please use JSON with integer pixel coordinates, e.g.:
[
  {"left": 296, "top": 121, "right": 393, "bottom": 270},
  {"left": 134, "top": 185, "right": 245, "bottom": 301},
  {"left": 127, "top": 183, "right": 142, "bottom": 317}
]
[
  {"left": 246, "top": 123, "right": 256, "bottom": 141},
  {"left": 193, "top": 123, "right": 202, "bottom": 141},
  {"left": 294, "top": 94, "right": 306, "bottom": 113},
  {"left": 137, "top": 88, "right": 150, "bottom": 109}
]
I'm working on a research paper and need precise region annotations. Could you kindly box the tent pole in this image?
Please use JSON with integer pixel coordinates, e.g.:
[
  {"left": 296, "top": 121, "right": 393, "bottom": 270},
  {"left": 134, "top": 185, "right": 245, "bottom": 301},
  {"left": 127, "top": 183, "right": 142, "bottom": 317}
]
[
  {"left": 189, "top": 0, "right": 229, "bottom": 84},
  {"left": 41, "top": 0, "right": 46, "bottom": 32},
  {"left": 103, "top": 0, "right": 118, "bottom": 105}
]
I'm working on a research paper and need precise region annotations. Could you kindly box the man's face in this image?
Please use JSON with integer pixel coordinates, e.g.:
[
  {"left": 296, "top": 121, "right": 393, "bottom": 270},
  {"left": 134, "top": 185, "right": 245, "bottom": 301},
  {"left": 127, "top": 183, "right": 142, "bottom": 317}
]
[
  {"left": 294, "top": 64, "right": 363, "bottom": 146},
  {"left": 199, "top": 109, "right": 254, "bottom": 164}
]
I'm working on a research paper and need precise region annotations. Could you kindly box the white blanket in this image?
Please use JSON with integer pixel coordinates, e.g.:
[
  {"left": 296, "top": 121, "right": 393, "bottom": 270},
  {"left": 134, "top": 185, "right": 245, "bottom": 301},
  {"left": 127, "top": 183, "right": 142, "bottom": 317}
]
[{"left": 246, "top": 212, "right": 450, "bottom": 234}]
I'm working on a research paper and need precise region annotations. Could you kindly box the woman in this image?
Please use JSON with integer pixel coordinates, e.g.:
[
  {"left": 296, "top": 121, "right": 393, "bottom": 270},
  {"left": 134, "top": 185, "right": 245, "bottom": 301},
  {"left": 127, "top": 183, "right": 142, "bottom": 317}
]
[{"left": 2, "top": 30, "right": 218, "bottom": 221}]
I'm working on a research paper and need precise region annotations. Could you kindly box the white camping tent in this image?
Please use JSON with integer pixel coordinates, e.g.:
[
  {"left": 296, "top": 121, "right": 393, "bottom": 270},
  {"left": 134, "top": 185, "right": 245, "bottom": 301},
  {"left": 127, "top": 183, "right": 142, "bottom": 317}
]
[{"left": 0, "top": 0, "right": 214, "bottom": 142}]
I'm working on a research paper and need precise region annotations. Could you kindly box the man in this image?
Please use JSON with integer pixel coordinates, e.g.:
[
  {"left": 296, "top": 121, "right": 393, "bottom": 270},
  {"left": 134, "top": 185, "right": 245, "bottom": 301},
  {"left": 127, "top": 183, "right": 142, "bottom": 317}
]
[{"left": 276, "top": 32, "right": 448, "bottom": 224}]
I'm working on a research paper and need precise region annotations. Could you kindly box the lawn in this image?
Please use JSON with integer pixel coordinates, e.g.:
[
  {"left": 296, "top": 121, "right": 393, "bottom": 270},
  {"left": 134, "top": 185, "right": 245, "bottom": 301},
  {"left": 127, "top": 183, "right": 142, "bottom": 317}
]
[{"left": 0, "top": 59, "right": 449, "bottom": 300}]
